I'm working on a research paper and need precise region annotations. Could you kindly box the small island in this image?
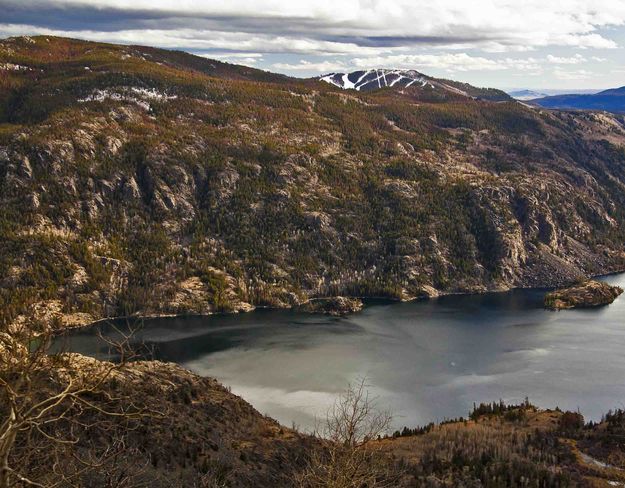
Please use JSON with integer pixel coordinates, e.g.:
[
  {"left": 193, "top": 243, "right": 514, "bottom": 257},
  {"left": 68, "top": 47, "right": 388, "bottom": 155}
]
[
  {"left": 544, "top": 280, "right": 623, "bottom": 310},
  {"left": 301, "top": 296, "right": 364, "bottom": 316}
]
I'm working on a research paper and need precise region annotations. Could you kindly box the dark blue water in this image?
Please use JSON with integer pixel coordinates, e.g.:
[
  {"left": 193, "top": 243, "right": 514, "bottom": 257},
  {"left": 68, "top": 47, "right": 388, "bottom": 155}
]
[{"left": 56, "top": 274, "right": 625, "bottom": 431}]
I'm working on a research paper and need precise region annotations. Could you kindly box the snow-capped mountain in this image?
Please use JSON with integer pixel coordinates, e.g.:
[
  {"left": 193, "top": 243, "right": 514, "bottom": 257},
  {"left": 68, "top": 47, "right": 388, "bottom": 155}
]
[
  {"left": 320, "top": 69, "right": 431, "bottom": 92},
  {"left": 318, "top": 69, "right": 512, "bottom": 102}
]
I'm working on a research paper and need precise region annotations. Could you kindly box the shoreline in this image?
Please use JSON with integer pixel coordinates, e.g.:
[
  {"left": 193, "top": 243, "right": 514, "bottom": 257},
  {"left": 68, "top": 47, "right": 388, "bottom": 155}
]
[
  {"left": 53, "top": 271, "right": 625, "bottom": 435},
  {"left": 61, "top": 267, "right": 625, "bottom": 334}
]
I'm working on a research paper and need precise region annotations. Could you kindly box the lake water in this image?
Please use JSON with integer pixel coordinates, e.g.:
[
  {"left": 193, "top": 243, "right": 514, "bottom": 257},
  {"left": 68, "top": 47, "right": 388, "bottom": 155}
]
[{"left": 57, "top": 273, "right": 625, "bottom": 431}]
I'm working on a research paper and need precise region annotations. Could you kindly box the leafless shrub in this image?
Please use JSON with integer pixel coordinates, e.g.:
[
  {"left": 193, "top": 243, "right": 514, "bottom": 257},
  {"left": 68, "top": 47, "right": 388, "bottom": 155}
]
[
  {"left": 296, "top": 377, "right": 401, "bottom": 488},
  {"left": 0, "top": 321, "right": 157, "bottom": 488}
]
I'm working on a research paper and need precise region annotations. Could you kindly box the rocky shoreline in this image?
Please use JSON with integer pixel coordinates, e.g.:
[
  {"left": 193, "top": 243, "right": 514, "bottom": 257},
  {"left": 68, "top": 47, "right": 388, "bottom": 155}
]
[
  {"left": 4, "top": 36, "right": 625, "bottom": 343},
  {"left": 299, "top": 296, "right": 364, "bottom": 316},
  {"left": 33, "top": 270, "right": 625, "bottom": 333}
]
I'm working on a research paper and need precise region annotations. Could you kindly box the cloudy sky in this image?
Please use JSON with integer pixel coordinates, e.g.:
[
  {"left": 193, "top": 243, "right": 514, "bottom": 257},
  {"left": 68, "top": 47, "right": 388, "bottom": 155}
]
[{"left": 2, "top": 0, "right": 625, "bottom": 90}]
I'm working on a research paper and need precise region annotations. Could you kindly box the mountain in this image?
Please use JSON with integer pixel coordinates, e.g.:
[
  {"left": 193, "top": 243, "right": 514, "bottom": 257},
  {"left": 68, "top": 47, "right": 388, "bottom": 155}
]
[
  {"left": 1, "top": 36, "right": 625, "bottom": 330},
  {"left": 532, "top": 86, "right": 625, "bottom": 113},
  {"left": 508, "top": 89, "right": 550, "bottom": 101},
  {"left": 320, "top": 69, "right": 429, "bottom": 91},
  {"left": 508, "top": 89, "right": 601, "bottom": 100},
  {"left": 319, "top": 68, "right": 511, "bottom": 101}
]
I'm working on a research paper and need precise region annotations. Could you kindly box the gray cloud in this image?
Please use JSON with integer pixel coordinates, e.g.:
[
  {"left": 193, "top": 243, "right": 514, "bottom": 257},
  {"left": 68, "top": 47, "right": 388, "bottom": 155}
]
[
  {"left": 0, "top": 0, "right": 623, "bottom": 89},
  {"left": 2, "top": 0, "right": 622, "bottom": 52}
]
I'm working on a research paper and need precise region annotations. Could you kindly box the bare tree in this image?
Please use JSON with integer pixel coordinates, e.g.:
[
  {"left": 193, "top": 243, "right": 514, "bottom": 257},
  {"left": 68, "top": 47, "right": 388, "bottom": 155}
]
[
  {"left": 297, "top": 378, "right": 401, "bottom": 488},
  {"left": 0, "top": 321, "right": 153, "bottom": 488}
]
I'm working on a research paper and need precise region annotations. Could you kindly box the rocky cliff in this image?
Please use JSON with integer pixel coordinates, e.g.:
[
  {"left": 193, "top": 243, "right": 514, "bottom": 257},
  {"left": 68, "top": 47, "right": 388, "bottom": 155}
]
[{"left": 1, "top": 36, "right": 625, "bottom": 329}]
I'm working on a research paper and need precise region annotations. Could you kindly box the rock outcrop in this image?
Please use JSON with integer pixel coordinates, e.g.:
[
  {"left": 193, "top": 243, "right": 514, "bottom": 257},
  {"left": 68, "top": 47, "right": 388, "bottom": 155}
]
[
  {"left": 301, "top": 296, "right": 364, "bottom": 316},
  {"left": 544, "top": 280, "right": 623, "bottom": 310}
]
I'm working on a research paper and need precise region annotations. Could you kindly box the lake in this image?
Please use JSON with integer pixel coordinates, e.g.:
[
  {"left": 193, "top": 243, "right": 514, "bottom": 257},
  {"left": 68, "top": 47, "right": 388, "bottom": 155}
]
[{"left": 57, "top": 273, "right": 625, "bottom": 432}]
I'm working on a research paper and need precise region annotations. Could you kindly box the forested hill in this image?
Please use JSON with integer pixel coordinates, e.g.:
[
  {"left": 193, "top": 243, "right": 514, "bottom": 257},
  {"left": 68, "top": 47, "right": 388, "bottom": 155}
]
[{"left": 1, "top": 35, "right": 625, "bottom": 329}]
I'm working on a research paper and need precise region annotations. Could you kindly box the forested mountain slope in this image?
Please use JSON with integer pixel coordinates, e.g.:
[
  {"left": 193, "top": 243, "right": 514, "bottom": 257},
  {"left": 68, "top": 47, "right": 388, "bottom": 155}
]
[{"left": 1, "top": 36, "right": 625, "bottom": 329}]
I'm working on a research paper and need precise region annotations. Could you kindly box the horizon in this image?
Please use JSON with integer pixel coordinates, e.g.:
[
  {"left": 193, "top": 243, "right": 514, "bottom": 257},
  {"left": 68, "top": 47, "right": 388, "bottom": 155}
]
[
  {"left": 1, "top": 1, "right": 624, "bottom": 91},
  {"left": 0, "top": 34, "right": 619, "bottom": 95}
]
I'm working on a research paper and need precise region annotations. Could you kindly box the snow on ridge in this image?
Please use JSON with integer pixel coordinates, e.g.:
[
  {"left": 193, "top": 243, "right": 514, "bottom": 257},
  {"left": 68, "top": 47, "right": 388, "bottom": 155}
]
[
  {"left": 320, "top": 74, "right": 343, "bottom": 89},
  {"left": 319, "top": 69, "right": 428, "bottom": 92},
  {"left": 355, "top": 70, "right": 372, "bottom": 87},
  {"left": 341, "top": 73, "right": 355, "bottom": 90}
]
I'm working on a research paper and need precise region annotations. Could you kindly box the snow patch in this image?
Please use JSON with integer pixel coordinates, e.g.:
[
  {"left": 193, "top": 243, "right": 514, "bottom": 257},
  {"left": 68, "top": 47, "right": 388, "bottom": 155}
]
[
  {"left": 319, "top": 74, "right": 341, "bottom": 88},
  {"left": 78, "top": 87, "right": 178, "bottom": 111},
  {"left": 0, "top": 63, "right": 31, "bottom": 71}
]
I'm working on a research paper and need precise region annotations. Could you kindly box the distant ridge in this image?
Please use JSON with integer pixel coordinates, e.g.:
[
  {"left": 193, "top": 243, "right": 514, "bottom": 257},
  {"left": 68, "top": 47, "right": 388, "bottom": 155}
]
[
  {"left": 508, "top": 89, "right": 550, "bottom": 101},
  {"left": 532, "top": 86, "right": 625, "bottom": 113}
]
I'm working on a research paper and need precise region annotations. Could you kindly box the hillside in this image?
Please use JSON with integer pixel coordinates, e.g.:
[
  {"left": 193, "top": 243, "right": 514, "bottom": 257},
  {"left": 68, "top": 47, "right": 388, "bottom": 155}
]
[
  {"left": 1, "top": 35, "right": 625, "bottom": 329},
  {"left": 379, "top": 402, "right": 625, "bottom": 486},
  {"left": 2, "top": 349, "right": 317, "bottom": 487},
  {"left": 9, "top": 349, "right": 625, "bottom": 487},
  {"left": 533, "top": 87, "right": 625, "bottom": 113}
]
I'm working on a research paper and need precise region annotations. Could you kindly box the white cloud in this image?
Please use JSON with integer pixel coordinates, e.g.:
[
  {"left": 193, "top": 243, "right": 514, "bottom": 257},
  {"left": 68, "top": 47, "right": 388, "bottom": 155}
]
[
  {"left": 351, "top": 54, "right": 543, "bottom": 73},
  {"left": 0, "top": 23, "right": 389, "bottom": 55},
  {"left": 3, "top": 0, "right": 624, "bottom": 87},
  {"left": 553, "top": 68, "right": 594, "bottom": 80},
  {"left": 200, "top": 52, "right": 263, "bottom": 66},
  {"left": 546, "top": 54, "right": 586, "bottom": 64},
  {"left": 271, "top": 60, "right": 348, "bottom": 72},
  {"left": 351, "top": 53, "right": 506, "bottom": 72},
  {"left": 272, "top": 53, "right": 548, "bottom": 76},
  {"left": 205, "top": 53, "right": 263, "bottom": 59}
]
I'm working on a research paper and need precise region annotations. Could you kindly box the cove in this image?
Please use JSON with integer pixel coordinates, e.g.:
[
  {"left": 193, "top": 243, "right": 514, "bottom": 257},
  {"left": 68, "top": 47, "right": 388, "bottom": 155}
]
[{"left": 56, "top": 273, "right": 625, "bottom": 431}]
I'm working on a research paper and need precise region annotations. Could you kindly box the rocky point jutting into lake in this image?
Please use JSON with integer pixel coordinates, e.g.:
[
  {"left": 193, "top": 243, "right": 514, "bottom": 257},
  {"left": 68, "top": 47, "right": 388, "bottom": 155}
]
[{"left": 544, "top": 280, "right": 624, "bottom": 310}]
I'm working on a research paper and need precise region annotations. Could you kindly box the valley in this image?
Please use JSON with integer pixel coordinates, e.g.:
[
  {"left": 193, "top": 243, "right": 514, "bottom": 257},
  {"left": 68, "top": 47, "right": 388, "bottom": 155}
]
[{"left": 2, "top": 34, "right": 625, "bottom": 487}]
